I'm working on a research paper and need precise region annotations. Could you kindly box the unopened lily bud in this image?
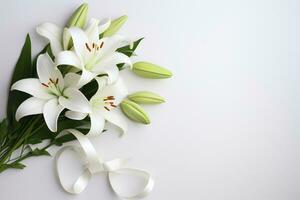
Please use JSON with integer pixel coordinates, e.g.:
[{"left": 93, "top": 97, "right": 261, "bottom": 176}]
[
  {"left": 67, "top": 3, "right": 88, "bottom": 28},
  {"left": 103, "top": 15, "right": 128, "bottom": 37},
  {"left": 132, "top": 62, "right": 172, "bottom": 79},
  {"left": 120, "top": 100, "right": 150, "bottom": 124},
  {"left": 128, "top": 91, "right": 165, "bottom": 104}
]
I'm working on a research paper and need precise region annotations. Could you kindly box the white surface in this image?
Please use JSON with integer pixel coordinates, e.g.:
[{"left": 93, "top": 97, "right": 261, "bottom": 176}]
[{"left": 0, "top": 0, "right": 299, "bottom": 199}]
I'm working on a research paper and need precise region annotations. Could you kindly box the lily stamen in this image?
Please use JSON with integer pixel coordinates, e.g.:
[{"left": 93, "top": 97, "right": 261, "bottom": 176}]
[
  {"left": 110, "top": 104, "right": 117, "bottom": 108},
  {"left": 42, "top": 83, "right": 49, "bottom": 87},
  {"left": 100, "top": 41, "right": 104, "bottom": 48},
  {"left": 85, "top": 43, "right": 91, "bottom": 52},
  {"left": 103, "top": 96, "right": 115, "bottom": 101},
  {"left": 101, "top": 95, "right": 117, "bottom": 111},
  {"left": 44, "top": 77, "right": 63, "bottom": 96}
]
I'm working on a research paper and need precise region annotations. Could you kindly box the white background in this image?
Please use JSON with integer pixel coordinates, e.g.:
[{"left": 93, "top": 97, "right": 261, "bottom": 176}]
[{"left": 0, "top": 0, "right": 299, "bottom": 199}]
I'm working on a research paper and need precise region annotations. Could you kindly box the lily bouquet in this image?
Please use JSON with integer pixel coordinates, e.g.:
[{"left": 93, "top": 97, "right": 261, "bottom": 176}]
[{"left": 0, "top": 3, "right": 172, "bottom": 174}]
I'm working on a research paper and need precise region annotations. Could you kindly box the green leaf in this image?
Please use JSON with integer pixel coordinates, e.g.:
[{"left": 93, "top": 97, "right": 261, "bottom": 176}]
[
  {"left": 0, "top": 119, "right": 8, "bottom": 142},
  {"left": 26, "top": 122, "right": 53, "bottom": 144},
  {"left": 27, "top": 117, "right": 89, "bottom": 145},
  {"left": 10, "top": 163, "right": 26, "bottom": 169},
  {"left": 32, "top": 148, "right": 50, "bottom": 156},
  {"left": 10, "top": 34, "right": 32, "bottom": 83},
  {"left": 53, "top": 134, "right": 76, "bottom": 146},
  {"left": 116, "top": 38, "right": 144, "bottom": 70},
  {"left": 0, "top": 163, "right": 26, "bottom": 171},
  {"left": 27, "top": 138, "right": 42, "bottom": 145},
  {"left": 117, "top": 38, "right": 143, "bottom": 57},
  {"left": 6, "top": 34, "right": 32, "bottom": 127},
  {"left": 80, "top": 79, "right": 98, "bottom": 100}
]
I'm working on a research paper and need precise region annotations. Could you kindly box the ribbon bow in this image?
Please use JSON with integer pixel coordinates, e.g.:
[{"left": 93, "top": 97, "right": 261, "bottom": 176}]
[{"left": 55, "top": 129, "right": 154, "bottom": 199}]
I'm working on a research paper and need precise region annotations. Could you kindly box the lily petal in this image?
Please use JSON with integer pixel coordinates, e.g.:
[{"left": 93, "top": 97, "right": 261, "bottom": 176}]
[
  {"left": 88, "top": 110, "right": 105, "bottom": 136},
  {"left": 64, "top": 73, "right": 81, "bottom": 88},
  {"left": 85, "top": 18, "right": 100, "bottom": 44},
  {"left": 56, "top": 51, "right": 82, "bottom": 70},
  {"left": 93, "top": 52, "right": 132, "bottom": 73},
  {"left": 89, "top": 76, "right": 108, "bottom": 103},
  {"left": 43, "top": 98, "right": 64, "bottom": 132},
  {"left": 97, "top": 35, "right": 131, "bottom": 59},
  {"left": 98, "top": 65, "right": 119, "bottom": 84},
  {"left": 102, "top": 110, "right": 127, "bottom": 135},
  {"left": 67, "top": 27, "right": 90, "bottom": 64},
  {"left": 37, "top": 53, "right": 64, "bottom": 89},
  {"left": 77, "top": 69, "right": 97, "bottom": 88},
  {"left": 94, "top": 76, "right": 108, "bottom": 93},
  {"left": 59, "top": 88, "right": 91, "bottom": 113},
  {"left": 97, "top": 77, "right": 128, "bottom": 104},
  {"left": 36, "top": 23, "right": 63, "bottom": 56},
  {"left": 65, "top": 111, "right": 88, "bottom": 120},
  {"left": 15, "top": 97, "right": 46, "bottom": 121},
  {"left": 11, "top": 78, "right": 54, "bottom": 99}
]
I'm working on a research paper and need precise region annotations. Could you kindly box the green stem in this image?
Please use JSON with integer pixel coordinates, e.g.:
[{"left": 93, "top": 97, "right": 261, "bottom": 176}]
[
  {"left": 0, "top": 117, "right": 40, "bottom": 165},
  {"left": 0, "top": 127, "right": 20, "bottom": 152},
  {"left": 0, "top": 140, "right": 54, "bottom": 173}
]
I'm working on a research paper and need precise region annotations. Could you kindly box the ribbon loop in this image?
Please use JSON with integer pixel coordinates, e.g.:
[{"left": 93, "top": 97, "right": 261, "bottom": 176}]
[
  {"left": 108, "top": 168, "right": 155, "bottom": 200},
  {"left": 55, "top": 146, "right": 92, "bottom": 194},
  {"left": 55, "top": 129, "right": 154, "bottom": 199}
]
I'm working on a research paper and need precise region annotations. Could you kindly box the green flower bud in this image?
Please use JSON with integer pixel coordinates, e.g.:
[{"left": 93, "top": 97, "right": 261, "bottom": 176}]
[
  {"left": 67, "top": 3, "right": 88, "bottom": 28},
  {"left": 103, "top": 15, "right": 128, "bottom": 37},
  {"left": 128, "top": 91, "right": 165, "bottom": 104},
  {"left": 132, "top": 62, "right": 172, "bottom": 79},
  {"left": 120, "top": 100, "right": 150, "bottom": 124}
]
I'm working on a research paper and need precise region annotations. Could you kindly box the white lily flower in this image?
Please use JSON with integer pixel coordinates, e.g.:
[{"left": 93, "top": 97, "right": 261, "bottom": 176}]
[
  {"left": 55, "top": 19, "right": 132, "bottom": 88},
  {"left": 36, "top": 18, "right": 111, "bottom": 57},
  {"left": 65, "top": 76, "right": 128, "bottom": 136},
  {"left": 11, "top": 53, "right": 91, "bottom": 132}
]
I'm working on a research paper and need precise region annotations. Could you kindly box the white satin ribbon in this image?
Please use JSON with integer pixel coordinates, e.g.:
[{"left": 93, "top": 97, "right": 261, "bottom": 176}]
[{"left": 55, "top": 129, "right": 154, "bottom": 199}]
